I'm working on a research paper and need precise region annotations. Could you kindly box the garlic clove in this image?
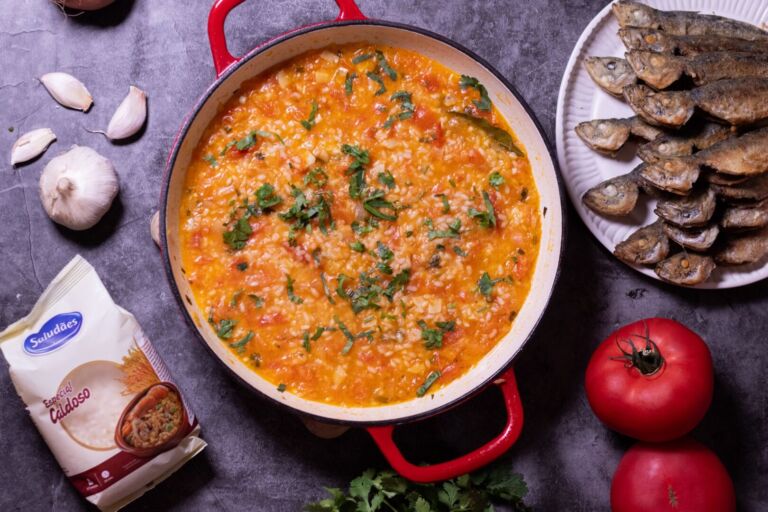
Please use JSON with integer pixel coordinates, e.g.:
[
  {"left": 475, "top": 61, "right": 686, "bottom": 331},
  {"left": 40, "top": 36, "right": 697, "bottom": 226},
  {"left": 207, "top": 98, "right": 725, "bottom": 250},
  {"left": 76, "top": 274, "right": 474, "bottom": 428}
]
[
  {"left": 150, "top": 211, "right": 160, "bottom": 247},
  {"left": 11, "top": 128, "right": 57, "bottom": 166},
  {"left": 106, "top": 86, "right": 147, "bottom": 140},
  {"left": 39, "top": 145, "right": 119, "bottom": 231},
  {"left": 40, "top": 72, "right": 93, "bottom": 112}
]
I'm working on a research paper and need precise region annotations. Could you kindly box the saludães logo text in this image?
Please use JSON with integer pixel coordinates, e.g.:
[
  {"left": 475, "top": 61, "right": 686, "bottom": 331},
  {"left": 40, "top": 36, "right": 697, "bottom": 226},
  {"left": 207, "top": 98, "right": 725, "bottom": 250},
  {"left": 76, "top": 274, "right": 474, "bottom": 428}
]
[{"left": 24, "top": 312, "right": 83, "bottom": 355}]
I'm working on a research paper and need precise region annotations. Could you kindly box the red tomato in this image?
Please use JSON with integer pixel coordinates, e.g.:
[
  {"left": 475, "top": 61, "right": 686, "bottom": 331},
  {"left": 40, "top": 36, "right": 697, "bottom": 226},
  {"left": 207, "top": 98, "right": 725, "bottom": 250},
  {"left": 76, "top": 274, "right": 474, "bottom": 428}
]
[
  {"left": 611, "top": 438, "right": 735, "bottom": 512},
  {"left": 585, "top": 318, "right": 713, "bottom": 442}
]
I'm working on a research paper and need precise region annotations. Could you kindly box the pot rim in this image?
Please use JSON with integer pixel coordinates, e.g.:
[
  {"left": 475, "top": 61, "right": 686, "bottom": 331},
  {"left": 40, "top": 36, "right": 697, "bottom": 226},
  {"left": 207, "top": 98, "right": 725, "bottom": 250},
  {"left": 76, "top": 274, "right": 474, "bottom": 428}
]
[{"left": 160, "top": 18, "right": 566, "bottom": 427}]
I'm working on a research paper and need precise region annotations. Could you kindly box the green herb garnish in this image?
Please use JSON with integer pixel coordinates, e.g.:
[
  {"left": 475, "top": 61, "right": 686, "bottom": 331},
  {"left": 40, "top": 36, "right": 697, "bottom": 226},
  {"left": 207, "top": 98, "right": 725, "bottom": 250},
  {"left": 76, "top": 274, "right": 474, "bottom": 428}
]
[
  {"left": 363, "top": 189, "right": 397, "bottom": 221},
  {"left": 236, "top": 262, "right": 248, "bottom": 271},
  {"left": 375, "top": 50, "right": 397, "bottom": 80},
  {"left": 301, "top": 100, "right": 318, "bottom": 131},
  {"left": 286, "top": 274, "right": 304, "bottom": 304},
  {"left": 453, "top": 245, "right": 467, "bottom": 257},
  {"left": 376, "top": 242, "right": 393, "bottom": 261},
  {"left": 366, "top": 71, "right": 386, "bottom": 95},
  {"left": 417, "top": 370, "right": 441, "bottom": 397},
  {"left": 489, "top": 172, "right": 505, "bottom": 189},
  {"left": 213, "top": 318, "right": 237, "bottom": 339},
  {"left": 350, "top": 241, "right": 365, "bottom": 253},
  {"left": 477, "top": 272, "right": 512, "bottom": 302},
  {"left": 448, "top": 111, "right": 524, "bottom": 156},
  {"left": 427, "top": 218, "right": 461, "bottom": 240},
  {"left": 203, "top": 154, "right": 218, "bottom": 168},
  {"left": 223, "top": 217, "right": 252, "bottom": 250},
  {"left": 377, "top": 171, "right": 395, "bottom": 189},
  {"left": 320, "top": 272, "right": 335, "bottom": 305},
  {"left": 230, "top": 331, "right": 253, "bottom": 353},
  {"left": 304, "top": 464, "right": 530, "bottom": 511},
  {"left": 468, "top": 191, "right": 497, "bottom": 228},
  {"left": 277, "top": 383, "right": 286, "bottom": 392},
  {"left": 335, "top": 315, "right": 374, "bottom": 355},
  {"left": 352, "top": 53, "right": 373, "bottom": 64},
  {"left": 304, "top": 167, "right": 328, "bottom": 188},
  {"left": 384, "top": 269, "right": 410, "bottom": 301},
  {"left": 383, "top": 90, "right": 414, "bottom": 128},
  {"left": 342, "top": 144, "right": 370, "bottom": 200},
  {"left": 235, "top": 130, "right": 259, "bottom": 151},
  {"left": 436, "top": 193, "right": 450, "bottom": 213},
  {"left": 417, "top": 319, "right": 454, "bottom": 350},
  {"left": 344, "top": 71, "right": 356, "bottom": 96},
  {"left": 278, "top": 186, "right": 334, "bottom": 244},
  {"left": 459, "top": 75, "right": 492, "bottom": 111},
  {"left": 248, "top": 294, "right": 264, "bottom": 307}
]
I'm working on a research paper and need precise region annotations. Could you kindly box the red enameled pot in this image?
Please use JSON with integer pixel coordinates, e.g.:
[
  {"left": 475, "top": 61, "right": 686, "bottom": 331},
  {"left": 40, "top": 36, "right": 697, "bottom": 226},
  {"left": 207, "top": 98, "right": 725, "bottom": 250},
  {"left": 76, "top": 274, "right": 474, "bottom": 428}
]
[{"left": 161, "top": 0, "right": 564, "bottom": 482}]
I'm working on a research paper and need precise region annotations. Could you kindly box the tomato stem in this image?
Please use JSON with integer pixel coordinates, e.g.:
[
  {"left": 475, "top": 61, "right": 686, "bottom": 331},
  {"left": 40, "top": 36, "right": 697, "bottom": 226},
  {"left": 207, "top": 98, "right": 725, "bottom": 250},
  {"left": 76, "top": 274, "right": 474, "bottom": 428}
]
[{"left": 610, "top": 322, "right": 664, "bottom": 376}]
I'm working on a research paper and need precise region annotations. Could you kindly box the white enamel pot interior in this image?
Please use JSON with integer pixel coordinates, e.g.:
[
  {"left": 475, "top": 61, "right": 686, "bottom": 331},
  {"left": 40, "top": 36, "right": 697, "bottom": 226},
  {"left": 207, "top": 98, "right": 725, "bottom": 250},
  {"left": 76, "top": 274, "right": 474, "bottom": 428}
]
[{"left": 161, "top": 21, "right": 564, "bottom": 426}]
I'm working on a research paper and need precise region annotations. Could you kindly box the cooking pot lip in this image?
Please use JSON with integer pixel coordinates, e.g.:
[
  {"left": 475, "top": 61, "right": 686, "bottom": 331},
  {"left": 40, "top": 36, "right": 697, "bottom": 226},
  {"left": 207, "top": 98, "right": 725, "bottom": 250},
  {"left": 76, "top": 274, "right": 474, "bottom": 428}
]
[{"left": 160, "top": 18, "right": 567, "bottom": 427}]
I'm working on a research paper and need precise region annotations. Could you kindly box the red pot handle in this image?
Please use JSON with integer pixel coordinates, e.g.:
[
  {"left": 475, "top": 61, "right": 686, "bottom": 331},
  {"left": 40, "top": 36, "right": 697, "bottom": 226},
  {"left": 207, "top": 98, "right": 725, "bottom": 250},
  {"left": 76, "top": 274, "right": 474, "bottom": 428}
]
[
  {"left": 208, "top": 0, "right": 367, "bottom": 77},
  {"left": 367, "top": 367, "right": 524, "bottom": 483}
]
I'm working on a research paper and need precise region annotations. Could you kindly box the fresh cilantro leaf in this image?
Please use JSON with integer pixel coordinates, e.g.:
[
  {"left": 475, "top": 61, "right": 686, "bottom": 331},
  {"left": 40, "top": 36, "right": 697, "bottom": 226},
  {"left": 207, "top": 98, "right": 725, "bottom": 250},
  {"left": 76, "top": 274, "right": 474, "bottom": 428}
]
[
  {"left": 366, "top": 71, "right": 386, "bottom": 95},
  {"left": 489, "top": 172, "right": 505, "bottom": 189},
  {"left": 302, "top": 331, "right": 311, "bottom": 352},
  {"left": 384, "top": 269, "right": 410, "bottom": 301},
  {"left": 301, "top": 100, "right": 318, "bottom": 131},
  {"left": 342, "top": 144, "right": 370, "bottom": 199},
  {"left": 277, "top": 383, "right": 287, "bottom": 392},
  {"left": 352, "top": 53, "right": 373, "bottom": 64},
  {"left": 213, "top": 318, "right": 237, "bottom": 339},
  {"left": 334, "top": 315, "right": 374, "bottom": 354},
  {"left": 320, "top": 272, "right": 335, "bottom": 305},
  {"left": 453, "top": 245, "right": 467, "bottom": 257},
  {"left": 304, "top": 167, "right": 328, "bottom": 188},
  {"left": 468, "top": 191, "right": 497, "bottom": 228},
  {"left": 436, "top": 193, "right": 450, "bottom": 213},
  {"left": 416, "top": 370, "right": 441, "bottom": 397},
  {"left": 350, "top": 240, "right": 365, "bottom": 253},
  {"left": 427, "top": 218, "right": 461, "bottom": 240},
  {"left": 235, "top": 130, "right": 259, "bottom": 151},
  {"left": 203, "top": 154, "right": 218, "bottom": 168},
  {"left": 344, "top": 71, "right": 356, "bottom": 96},
  {"left": 477, "top": 272, "right": 511, "bottom": 302},
  {"left": 459, "top": 74, "right": 492, "bottom": 111},
  {"left": 418, "top": 320, "right": 443, "bottom": 349},
  {"left": 229, "top": 330, "right": 253, "bottom": 353},
  {"left": 375, "top": 50, "right": 397, "bottom": 80},
  {"left": 363, "top": 189, "right": 398, "bottom": 221},
  {"left": 223, "top": 217, "right": 252, "bottom": 250},
  {"left": 248, "top": 294, "right": 264, "bottom": 307},
  {"left": 236, "top": 262, "right": 248, "bottom": 271},
  {"left": 278, "top": 186, "right": 334, "bottom": 243},
  {"left": 376, "top": 241, "right": 393, "bottom": 261},
  {"left": 377, "top": 170, "right": 395, "bottom": 189},
  {"left": 286, "top": 274, "right": 304, "bottom": 304}
]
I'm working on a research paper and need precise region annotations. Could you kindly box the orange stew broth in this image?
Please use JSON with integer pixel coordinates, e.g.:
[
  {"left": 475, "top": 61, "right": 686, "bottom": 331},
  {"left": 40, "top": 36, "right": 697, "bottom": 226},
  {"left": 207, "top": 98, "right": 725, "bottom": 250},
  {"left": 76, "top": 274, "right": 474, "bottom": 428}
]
[{"left": 179, "top": 44, "right": 540, "bottom": 406}]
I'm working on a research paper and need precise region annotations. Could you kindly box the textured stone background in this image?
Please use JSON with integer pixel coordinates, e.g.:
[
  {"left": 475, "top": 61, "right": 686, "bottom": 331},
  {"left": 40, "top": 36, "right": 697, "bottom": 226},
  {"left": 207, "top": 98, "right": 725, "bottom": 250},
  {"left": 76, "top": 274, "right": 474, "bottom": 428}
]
[{"left": 1, "top": 0, "right": 766, "bottom": 510}]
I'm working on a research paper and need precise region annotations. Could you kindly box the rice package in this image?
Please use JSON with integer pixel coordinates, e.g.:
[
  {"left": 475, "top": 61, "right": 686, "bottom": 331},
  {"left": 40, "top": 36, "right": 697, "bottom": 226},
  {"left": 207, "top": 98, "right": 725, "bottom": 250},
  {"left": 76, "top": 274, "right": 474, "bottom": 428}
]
[{"left": 0, "top": 255, "right": 206, "bottom": 511}]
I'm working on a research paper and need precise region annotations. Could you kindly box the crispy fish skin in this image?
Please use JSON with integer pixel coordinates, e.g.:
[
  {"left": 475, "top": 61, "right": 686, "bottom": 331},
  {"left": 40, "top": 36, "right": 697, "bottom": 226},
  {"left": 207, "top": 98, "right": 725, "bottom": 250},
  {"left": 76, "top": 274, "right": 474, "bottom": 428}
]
[
  {"left": 624, "top": 84, "right": 694, "bottom": 128},
  {"left": 614, "top": 221, "right": 670, "bottom": 265},
  {"left": 695, "top": 127, "right": 768, "bottom": 176},
  {"left": 619, "top": 28, "right": 768, "bottom": 56},
  {"left": 626, "top": 51, "right": 768, "bottom": 90},
  {"left": 662, "top": 222, "right": 720, "bottom": 251},
  {"left": 721, "top": 199, "right": 768, "bottom": 230},
  {"left": 637, "top": 123, "right": 732, "bottom": 164},
  {"left": 715, "top": 227, "right": 768, "bottom": 264},
  {"left": 640, "top": 157, "right": 700, "bottom": 195},
  {"left": 583, "top": 168, "right": 642, "bottom": 216},
  {"left": 626, "top": 79, "right": 768, "bottom": 127},
  {"left": 655, "top": 187, "right": 717, "bottom": 227},
  {"left": 584, "top": 57, "right": 637, "bottom": 96},
  {"left": 655, "top": 252, "right": 716, "bottom": 286},
  {"left": 613, "top": 1, "right": 768, "bottom": 41},
  {"left": 712, "top": 174, "right": 768, "bottom": 202},
  {"left": 575, "top": 116, "right": 663, "bottom": 153},
  {"left": 691, "top": 78, "right": 768, "bottom": 126}
]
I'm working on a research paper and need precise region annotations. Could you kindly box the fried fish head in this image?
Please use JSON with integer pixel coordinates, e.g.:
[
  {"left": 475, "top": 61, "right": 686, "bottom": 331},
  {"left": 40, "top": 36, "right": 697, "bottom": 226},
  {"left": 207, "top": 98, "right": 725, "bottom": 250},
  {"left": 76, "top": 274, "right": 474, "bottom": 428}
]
[
  {"left": 626, "top": 50, "right": 685, "bottom": 90},
  {"left": 655, "top": 252, "right": 716, "bottom": 286}
]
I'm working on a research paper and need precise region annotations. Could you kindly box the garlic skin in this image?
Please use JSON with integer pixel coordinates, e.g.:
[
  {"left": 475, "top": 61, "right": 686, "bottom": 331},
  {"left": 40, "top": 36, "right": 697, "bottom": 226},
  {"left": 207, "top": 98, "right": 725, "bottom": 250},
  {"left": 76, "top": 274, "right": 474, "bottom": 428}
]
[
  {"left": 106, "top": 86, "right": 147, "bottom": 140},
  {"left": 40, "top": 72, "right": 93, "bottom": 112},
  {"left": 39, "top": 146, "right": 119, "bottom": 230},
  {"left": 11, "top": 128, "right": 57, "bottom": 166},
  {"left": 56, "top": 0, "right": 116, "bottom": 10},
  {"left": 150, "top": 211, "right": 161, "bottom": 247}
]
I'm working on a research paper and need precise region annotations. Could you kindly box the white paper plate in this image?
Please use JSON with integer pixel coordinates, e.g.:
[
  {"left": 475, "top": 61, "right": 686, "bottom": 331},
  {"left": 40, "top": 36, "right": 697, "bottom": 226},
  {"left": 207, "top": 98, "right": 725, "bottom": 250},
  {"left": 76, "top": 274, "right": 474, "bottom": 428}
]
[{"left": 555, "top": 0, "right": 768, "bottom": 289}]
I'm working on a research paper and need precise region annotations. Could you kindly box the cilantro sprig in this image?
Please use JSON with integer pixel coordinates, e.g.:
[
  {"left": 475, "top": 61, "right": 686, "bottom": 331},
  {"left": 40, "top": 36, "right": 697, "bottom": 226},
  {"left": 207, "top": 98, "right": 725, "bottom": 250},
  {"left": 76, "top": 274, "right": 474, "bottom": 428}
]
[
  {"left": 459, "top": 74, "right": 492, "bottom": 111},
  {"left": 304, "top": 464, "right": 530, "bottom": 512},
  {"left": 468, "top": 190, "right": 497, "bottom": 228}
]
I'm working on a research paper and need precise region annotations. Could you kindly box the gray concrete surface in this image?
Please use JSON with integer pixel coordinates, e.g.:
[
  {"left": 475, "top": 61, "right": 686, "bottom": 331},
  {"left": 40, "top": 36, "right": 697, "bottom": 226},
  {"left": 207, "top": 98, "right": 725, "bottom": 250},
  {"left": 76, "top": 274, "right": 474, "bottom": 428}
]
[{"left": 0, "top": 0, "right": 766, "bottom": 510}]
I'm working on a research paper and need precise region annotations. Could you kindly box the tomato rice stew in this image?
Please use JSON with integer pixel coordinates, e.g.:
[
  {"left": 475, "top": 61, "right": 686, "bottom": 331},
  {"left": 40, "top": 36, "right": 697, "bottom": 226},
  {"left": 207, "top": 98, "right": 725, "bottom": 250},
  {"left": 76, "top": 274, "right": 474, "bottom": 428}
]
[{"left": 179, "top": 44, "right": 541, "bottom": 406}]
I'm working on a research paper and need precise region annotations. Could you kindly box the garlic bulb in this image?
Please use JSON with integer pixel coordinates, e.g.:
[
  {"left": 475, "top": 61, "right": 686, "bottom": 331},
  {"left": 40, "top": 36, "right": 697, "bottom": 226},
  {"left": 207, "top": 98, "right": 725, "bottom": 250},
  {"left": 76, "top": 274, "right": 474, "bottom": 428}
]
[
  {"left": 39, "top": 146, "right": 119, "bottom": 230},
  {"left": 150, "top": 211, "right": 160, "bottom": 247},
  {"left": 106, "top": 86, "right": 147, "bottom": 140},
  {"left": 11, "top": 128, "right": 57, "bottom": 166},
  {"left": 40, "top": 72, "right": 93, "bottom": 112}
]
